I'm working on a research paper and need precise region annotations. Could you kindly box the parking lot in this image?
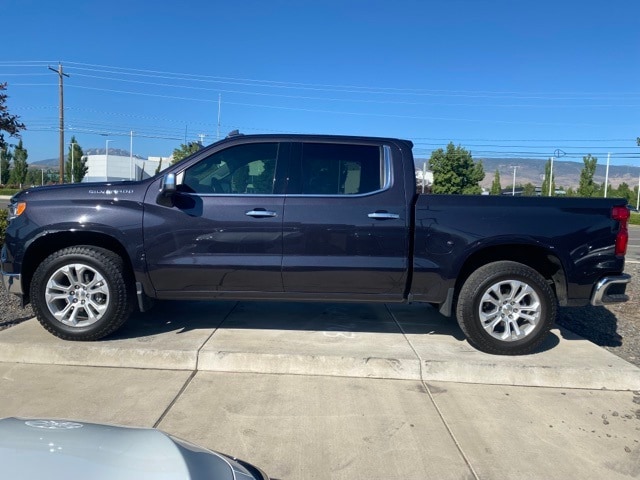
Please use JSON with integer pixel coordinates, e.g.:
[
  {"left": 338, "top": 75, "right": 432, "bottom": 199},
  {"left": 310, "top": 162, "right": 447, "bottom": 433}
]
[{"left": 0, "top": 300, "right": 639, "bottom": 479}]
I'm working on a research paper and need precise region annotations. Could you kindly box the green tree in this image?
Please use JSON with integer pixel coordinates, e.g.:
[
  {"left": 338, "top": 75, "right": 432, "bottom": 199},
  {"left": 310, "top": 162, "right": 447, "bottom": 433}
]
[
  {"left": 577, "top": 154, "right": 599, "bottom": 197},
  {"left": 428, "top": 143, "right": 484, "bottom": 194},
  {"left": 490, "top": 169, "right": 502, "bottom": 195},
  {"left": 522, "top": 183, "right": 536, "bottom": 196},
  {"left": 65, "top": 137, "right": 87, "bottom": 183},
  {"left": 612, "top": 182, "right": 633, "bottom": 204},
  {"left": 541, "top": 158, "right": 556, "bottom": 196},
  {"left": 0, "top": 83, "right": 25, "bottom": 153},
  {"left": 9, "top": 139, "right": 28, "bottom": 186},
  {"left": 171, "top": 142, "right": 201, "bottom": 165},
  {"left": 0, "top": 148, "right": 11, "bottom": 184},
  {"left": 25, "top": 168, "right": 42, "bottom": 186}
]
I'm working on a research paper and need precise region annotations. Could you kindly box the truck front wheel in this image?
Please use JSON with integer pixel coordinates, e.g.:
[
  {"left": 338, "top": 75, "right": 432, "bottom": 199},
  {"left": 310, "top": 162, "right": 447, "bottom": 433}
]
[
  {"left": 30, "top": 246, "right": 134, "bottom": 341},
  {"left": 455, "top": 261, "right": 556, "bottom": 355}
]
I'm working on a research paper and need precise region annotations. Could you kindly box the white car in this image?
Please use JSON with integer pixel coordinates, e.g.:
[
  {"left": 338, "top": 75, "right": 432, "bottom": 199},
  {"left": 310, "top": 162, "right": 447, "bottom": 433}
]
[{"left": 0, "top": 417, "right": 269, "bottom": 480}]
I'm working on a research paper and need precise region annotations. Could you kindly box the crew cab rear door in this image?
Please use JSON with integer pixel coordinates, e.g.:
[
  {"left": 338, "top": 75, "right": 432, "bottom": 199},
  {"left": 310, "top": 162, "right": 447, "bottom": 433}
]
[
  {"left": 143, "top": 141, "right": 290, "bottom": 294},
  {"left": 281, "top": 140, "right": 409, "bottom": 300}
]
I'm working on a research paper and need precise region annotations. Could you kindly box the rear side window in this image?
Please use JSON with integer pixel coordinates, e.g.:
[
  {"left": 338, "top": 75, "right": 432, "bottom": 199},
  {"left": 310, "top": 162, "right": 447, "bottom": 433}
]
[
  {"left": 300, "top": 143, "right": 382, "bottom": 195},
  {"left": 181, "top": 143, "right": 279, "bottom": 194}
]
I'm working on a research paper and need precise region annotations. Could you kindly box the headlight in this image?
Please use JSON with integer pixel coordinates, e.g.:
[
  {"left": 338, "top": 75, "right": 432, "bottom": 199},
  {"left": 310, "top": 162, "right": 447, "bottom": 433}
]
[{"left": 8, "top": 201, "right": 26, "bottom": 221}]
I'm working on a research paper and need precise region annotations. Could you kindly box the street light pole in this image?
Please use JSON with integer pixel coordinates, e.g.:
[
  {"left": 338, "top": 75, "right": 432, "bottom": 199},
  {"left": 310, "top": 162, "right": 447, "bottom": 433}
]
[
  {"left": 105, "top": 139, "right": 113, "bottom": 182},
  {"left": 511, "top": 166, "right": 518, "bottom": 196},
  {"left": 129, "top": 130, "right": 134, "bottom": 180},
  {"left": 604, "top": 152, "right": 611, "bottom": 198},
  {"left": 70, "top": 142, "right": 76, "bottom": 183},
  {"left": 548, "top": 157, "right": 554, "bottom": 196}
]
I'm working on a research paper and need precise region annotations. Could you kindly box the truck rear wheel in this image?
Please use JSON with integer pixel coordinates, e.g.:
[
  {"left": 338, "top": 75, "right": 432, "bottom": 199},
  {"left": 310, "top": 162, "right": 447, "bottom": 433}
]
[
  {"left": 30, "top": 246, "right": 134, "bottom": 341},
  {"left": 455, "top": 261, "right": 556, "bottom": 355}
]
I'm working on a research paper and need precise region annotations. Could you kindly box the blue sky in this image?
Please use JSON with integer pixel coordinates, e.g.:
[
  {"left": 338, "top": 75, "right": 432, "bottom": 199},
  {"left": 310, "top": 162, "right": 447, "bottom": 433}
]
[{"left": 1, "top": 0, "right": 639, "bottom": 165}]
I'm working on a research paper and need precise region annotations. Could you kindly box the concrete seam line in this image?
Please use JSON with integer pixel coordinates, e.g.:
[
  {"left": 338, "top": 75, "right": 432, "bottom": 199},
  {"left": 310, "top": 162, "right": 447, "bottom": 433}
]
[
  {"left": 385, "top": 304, "right": 481, "bottom": 480},
  {"left": 154, "top": 302, "right": 241, "bottom": 429},
  {"left": 153, "top": 370, "right": 197, "bottom": 429},
  {"left": 195, "top": 301, "right": 240, "bottom": 371}
]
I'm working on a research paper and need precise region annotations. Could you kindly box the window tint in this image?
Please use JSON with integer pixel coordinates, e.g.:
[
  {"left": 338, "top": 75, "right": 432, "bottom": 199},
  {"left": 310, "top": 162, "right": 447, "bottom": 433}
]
[
  {"left": 181, "top": 143, "right": 279, "bottom": 194},
  {"left": 300, "top": 143, "right": 382, "bottom": 195}
]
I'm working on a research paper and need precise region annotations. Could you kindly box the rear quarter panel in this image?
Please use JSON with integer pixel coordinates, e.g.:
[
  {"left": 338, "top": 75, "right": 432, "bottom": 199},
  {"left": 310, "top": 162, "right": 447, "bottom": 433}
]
[{"left": 410, "top": 194, "right": 627, "bottom": 305}]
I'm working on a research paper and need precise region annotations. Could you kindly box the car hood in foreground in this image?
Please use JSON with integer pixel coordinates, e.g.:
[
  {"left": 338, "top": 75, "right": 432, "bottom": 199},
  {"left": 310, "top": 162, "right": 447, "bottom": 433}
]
[{"left": 0, "top": 417, "right": 267, "bottom": 480}]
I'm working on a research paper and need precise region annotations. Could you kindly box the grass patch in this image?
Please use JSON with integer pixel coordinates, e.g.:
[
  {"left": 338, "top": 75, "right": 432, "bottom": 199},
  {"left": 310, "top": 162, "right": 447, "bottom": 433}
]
[{"left": 0, "top": 188, "right": 20, "bottom": 196}]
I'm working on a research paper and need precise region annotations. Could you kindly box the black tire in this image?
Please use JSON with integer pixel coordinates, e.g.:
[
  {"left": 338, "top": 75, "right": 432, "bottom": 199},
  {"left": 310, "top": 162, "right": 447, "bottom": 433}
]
[
  {"left": 455, "top": 261, "right": 556, "bottom": 355},
  {"left": 30, "top": 246, "right": 134, "bottom": 341}
]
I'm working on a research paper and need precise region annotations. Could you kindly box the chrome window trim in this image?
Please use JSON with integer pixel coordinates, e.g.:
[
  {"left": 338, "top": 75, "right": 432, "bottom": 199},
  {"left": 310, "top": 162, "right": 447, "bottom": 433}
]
[{"left": 287, "top": 143, "right": 392, "bottom": 198}]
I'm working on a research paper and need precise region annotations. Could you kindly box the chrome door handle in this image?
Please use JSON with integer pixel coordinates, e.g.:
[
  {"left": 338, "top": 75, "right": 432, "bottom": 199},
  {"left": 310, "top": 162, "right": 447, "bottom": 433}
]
[
  {"left": 368, "top": 212, "right": 400, "bottom": 220},
  {"left": 245, "top": 209, "right": 277, "bottom": 218}
]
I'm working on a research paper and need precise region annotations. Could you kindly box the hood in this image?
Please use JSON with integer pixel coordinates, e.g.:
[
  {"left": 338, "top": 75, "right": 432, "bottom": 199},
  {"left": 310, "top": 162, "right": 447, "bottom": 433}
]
[{"left": 0, "top": 417, "right": 267, "bottom": 480}]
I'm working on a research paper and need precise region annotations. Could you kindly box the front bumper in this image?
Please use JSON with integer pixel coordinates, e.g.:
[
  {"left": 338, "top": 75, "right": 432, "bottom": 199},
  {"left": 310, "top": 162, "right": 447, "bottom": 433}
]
[
  {"left": 590, "top": 274, "right": 631, "bottom": 306},
  {"left": 1, "top": 244, "right": 22, "bottom": 295}
]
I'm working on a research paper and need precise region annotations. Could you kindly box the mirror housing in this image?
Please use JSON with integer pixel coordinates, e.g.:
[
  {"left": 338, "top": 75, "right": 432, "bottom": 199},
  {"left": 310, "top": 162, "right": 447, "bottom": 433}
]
[
  {"left": 157, "top": 173, "right": 177, "bottom": 207},
  {"left": 160, "top": 173, "right": 177, "bottom": 196}
]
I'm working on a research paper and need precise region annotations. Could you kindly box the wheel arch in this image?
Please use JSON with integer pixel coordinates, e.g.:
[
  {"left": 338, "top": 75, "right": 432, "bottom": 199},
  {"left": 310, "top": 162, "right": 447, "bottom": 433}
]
[
  {"left": 454, "top": 244, "right": 567, "bottom": 306},
  {"left": 22, "top": 231, "right": 134, "bottom": 304}
]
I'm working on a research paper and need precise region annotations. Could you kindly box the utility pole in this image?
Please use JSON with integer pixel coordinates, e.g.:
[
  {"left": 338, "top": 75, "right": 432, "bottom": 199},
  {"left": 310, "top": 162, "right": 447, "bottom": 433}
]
[{"left": 48, "top": 63, "right": 69, "bottom": 184}]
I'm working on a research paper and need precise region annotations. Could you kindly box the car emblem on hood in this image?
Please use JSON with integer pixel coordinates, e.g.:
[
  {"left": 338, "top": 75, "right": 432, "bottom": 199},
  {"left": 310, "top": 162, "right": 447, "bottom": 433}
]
[{"left": 25, "top": 420, "right": 84, "bottom": 430}]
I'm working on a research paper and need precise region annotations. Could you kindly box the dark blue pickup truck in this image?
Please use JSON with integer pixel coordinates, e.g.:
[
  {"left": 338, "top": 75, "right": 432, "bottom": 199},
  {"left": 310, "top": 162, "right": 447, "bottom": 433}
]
[{"left": 0, "top": 133, "right": 631, "bottom": 354}]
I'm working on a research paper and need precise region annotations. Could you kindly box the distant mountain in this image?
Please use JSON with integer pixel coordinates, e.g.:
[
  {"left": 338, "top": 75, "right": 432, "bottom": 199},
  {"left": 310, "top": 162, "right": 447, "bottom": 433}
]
[{"left": 416, "top": 157, "right": 640, "bottom": 191}]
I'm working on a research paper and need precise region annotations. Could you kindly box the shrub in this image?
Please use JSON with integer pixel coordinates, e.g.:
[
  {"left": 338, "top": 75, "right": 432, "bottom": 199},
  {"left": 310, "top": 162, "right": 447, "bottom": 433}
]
[{"left": 0, "top": 209, "right": 7, "bottom": 246}]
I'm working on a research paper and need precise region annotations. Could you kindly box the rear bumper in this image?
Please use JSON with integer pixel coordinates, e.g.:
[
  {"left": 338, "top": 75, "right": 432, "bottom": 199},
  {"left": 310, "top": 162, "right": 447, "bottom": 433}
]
[{"left": 590, "top": 274, "right": 631, "bottom": 306}]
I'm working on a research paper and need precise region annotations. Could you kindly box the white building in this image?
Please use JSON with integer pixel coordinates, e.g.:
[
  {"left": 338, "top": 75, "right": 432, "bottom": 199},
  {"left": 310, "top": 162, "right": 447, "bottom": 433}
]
[{"left": 82, "top": 154, "right": 171, "bottom": 183}]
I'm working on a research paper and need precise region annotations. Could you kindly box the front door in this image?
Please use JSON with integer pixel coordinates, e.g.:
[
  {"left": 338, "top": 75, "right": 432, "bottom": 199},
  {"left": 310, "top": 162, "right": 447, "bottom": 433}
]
[{"left": 143, "top": 141, "right": 289, "bottom": 295}]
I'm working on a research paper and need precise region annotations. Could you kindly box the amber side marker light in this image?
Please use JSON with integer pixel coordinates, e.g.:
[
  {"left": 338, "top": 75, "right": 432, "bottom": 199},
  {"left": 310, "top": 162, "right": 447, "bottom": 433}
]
[{"left": 10, "top": 202, "right": 27, "bottom": 219}]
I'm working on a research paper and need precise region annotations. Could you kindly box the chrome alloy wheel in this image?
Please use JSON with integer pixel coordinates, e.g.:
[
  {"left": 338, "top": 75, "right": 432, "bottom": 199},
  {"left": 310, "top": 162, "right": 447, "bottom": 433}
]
[
  {"left": 478, "top": 279, "right": 541, "bottom": 342},
  {"left": 44, "top": 263, "right": 110, "bottom": 327}
]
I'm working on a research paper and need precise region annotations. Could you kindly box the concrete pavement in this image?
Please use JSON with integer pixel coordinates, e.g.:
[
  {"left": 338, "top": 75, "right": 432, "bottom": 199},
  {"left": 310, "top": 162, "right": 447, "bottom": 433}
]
[{"left": 0, "top": 301, "right": 639, "bottom": 479}]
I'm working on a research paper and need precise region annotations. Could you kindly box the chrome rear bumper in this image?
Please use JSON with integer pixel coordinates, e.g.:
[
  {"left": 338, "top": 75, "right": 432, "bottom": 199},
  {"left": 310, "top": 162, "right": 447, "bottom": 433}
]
[{"left": 590, "top": 274, "right": 631, "bottom": 306}]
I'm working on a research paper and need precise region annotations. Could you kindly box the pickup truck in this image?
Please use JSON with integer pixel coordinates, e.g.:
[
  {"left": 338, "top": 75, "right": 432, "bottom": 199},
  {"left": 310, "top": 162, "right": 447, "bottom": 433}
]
[{"left": 0, "top": 133, "right": 632, "bottom": 355}]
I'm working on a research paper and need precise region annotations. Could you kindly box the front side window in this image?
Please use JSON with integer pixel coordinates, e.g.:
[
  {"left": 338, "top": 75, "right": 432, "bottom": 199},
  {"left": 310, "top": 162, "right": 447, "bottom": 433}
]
[
  {"left": 300, "top": 143, "right": 382, "bottom": 195},
  {"left": 181, "top": 143, "right": 279, "bottom": 194}
]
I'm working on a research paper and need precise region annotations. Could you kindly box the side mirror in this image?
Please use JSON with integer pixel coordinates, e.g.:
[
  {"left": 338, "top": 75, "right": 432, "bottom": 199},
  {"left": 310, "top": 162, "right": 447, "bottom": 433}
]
[{"left": 160, "top": 173, "right": 176, "bottom": 196}]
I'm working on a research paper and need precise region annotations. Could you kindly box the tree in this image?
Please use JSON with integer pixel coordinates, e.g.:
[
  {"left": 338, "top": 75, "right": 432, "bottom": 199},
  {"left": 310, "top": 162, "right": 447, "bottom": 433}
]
[
  {"left": 0, "top": 148, "right": 11, "bottom": 184},
  {"left": 541, "top": 158, "right": 555, "bottom": 196},
  {"left": 171, "top": 142, "right": 201, "bottom": 165},
  {"left": 428, "top": 143, "right": 484, "bottom": 194},
  {"left": 612, "top": 182, "right": 633, "bottom": 204},
  {"left": 155, "top": 158, "right": 163, "bottom": 175},
  {"left": 522, "top": 183, "right": 536, "bottom": 196},
  {"left": 0, "top": 83, "right": 25, "bottom": 153},
  {"left": 65, "top": 137, "right": 87, "bottom": 183},
  {"left": 577, "top": 154, "right": 599, "bottom": 197},
  {"left": 25, "top": 168, "right": 42, "bottom": 186},
  {"left": 490, "top": 169, "right": 502, "bottom": 195},
  {"left": 9, "top": 139, "right": 28, "bottom": 186}
]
